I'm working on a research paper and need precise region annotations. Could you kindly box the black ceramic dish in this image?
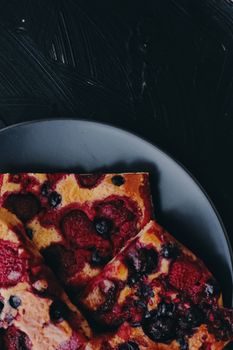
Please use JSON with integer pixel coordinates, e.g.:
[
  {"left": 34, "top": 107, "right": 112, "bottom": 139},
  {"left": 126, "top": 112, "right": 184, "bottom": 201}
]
[{"left": 0, "top": 119, "right": 232, "bottom": 308}]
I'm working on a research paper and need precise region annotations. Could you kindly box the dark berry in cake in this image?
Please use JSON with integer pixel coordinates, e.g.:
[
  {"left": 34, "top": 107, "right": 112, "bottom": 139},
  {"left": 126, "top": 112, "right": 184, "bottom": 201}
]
[
  {"left": 111, "top": 175, "right": 125, "bottom": 186},
  {"left": 41, "top": 181, "right": 50, "bottom": 196},
  {"left": 118, "top": 341, "right": 140, "bottom": 350},
  {"left": 60, "top": 210, "right": 112, "bottom": 264},
  {"left": 48, "top": 191, "right": 62, "bottom": 208},
  {"left": 91, "top": 249, "right": 109, "bottom": 266},
  {"left": 49, "top": 300, "right": 69, "bottom": 323},
  {"left": 61, "top": 210, "right": 93, "bottom": 244},
  {"left": 4, "top": 193, "right": 40, "bottom": 222},
  {"left": 128, "top": 275, "right": 138, "bottom": 286},
  {"left": 94, "top": 217, "right": 113, "bottom": 238},
  {"left": 99, "top": 285, "right": 117, "bottom": 314},
  {"left": 186, "top": 306, "right": 204, "bottom": 328},
  {"left": 125, "top": 248, "right": 158, "bottom": 277},
  {"left": 9, "top": 296, "right": 21, "bottom": 309},
  {"left": 205, "top": 279, "right": 220, "bottom": 298},
  {"left": 137, "top": 284, "right": 154, "bottom": 299},
  {"left": 76, "top": 174, "right": 104, "bottom": 188},
  {"left": 142, "top": 309, "right": 176, "bottom": 342},
  {"left": 0, "top": 240, "right": 26, "bottom": 288},
  {"left": 157, "top": 301, "right": 176, "bottom": 318},
  {"left": 2, "top": 326, "right": 32, "bottom": 350},
  {"left": 0, "top": 301, "right": 4, "bottom": 314},
  {"left": 161, "top": 243, "right": 180, "bottom": 259},
  {"left": 93, "top": 197, "right": 139, "bottom": 253},
  {"left": 207, "top": 309, "right": 233, "bottom": 341},
  {"left": 177, "top": 337, "right": 189, "bottom": 350},
  {"left": 145, "top": 248, "right": 158, "bottom": 274}
]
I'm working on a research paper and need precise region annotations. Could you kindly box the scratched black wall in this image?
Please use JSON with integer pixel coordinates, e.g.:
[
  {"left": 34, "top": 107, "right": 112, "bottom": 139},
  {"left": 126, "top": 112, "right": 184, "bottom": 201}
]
[{"left": 0, "top": 0, "right": 233, "bottom": 247}]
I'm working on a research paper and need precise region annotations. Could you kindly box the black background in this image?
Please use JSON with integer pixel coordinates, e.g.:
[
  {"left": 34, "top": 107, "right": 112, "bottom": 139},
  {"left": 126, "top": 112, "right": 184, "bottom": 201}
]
[{"left": 0, "top": 0, "right": 233, "bottom": 252}]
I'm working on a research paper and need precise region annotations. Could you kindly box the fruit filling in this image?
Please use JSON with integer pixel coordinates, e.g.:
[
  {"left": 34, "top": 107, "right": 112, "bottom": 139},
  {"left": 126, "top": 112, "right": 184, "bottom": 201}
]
[
  {"left": 43, "top": 196, "right": 140, "bottom": 291},
  {"left": 4, "top": 193, "right": 40, "bottom": 223},
  {"left": 80, "top": 221, "right": 233, "bottom": 348},
  {"left": 0, "top": 239, "right": 28, "bottom": 287},
  {"left": 75, "top": 174, "right": 105, "bottom": 188},
  {"left": 1, "top": 326, "right": 32, "bottom": 350},
  {"left": 1, "top": 173, "right": 152, "bottom": 292}
]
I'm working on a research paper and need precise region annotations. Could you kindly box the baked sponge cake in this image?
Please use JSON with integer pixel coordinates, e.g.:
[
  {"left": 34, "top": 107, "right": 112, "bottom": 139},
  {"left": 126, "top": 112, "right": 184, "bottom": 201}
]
[
  {"left": 0, "top": 207, "right": 91, "bottom": 350},
  {"left": 80, "top": 221, "right": 233, "bottom": 349},
  {"left": 0, "top": 173, "right": 153, "bottom": 292}
]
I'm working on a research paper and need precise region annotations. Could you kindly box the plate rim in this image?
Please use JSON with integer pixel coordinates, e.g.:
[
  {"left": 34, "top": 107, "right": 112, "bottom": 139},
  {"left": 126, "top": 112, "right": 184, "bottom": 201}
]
[{"left": 1, "top": 118, "right": 233, "bottom": 301}]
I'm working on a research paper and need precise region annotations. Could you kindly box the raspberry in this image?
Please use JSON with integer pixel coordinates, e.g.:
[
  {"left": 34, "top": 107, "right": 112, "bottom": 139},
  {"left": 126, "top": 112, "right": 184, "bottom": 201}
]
[
  {"left": 4, "top": 193, "right": 40, "bottom": 222},
  {"left": 0, "top": 240, "right": 27, "bottom": 287},
  {"left": 3, "top": 326, "right": 32, "bottom": 350},
  {"left": 58, "top": 334, "right": 87, "bottom": 350},
  {"left": 47, "top": 174, "right": 66, "bottom": 186},
  {"left": 43, "top": 245, "right": 90, "bottom": 285},
  {"left": 76, "top": 174, "right": 104, "bottom": 188},
  {"left": 60, "top": 210, "right": 111, "bottom": 252},
  {"left": 93, "top": 197, "right": 139, "bottom": 253},
  {"left": 169, "top": 259, "right": 203, "bottom": 301}
]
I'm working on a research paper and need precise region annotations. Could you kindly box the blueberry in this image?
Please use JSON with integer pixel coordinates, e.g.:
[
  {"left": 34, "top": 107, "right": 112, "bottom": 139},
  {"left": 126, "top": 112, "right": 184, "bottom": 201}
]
[
  {"left": 49, "top": 300, "right": 69, "bottom": 323},
  {"left": 118, "top": 341, "right": 140, "bottom": 350},
  {"left": 48, "top": 192, "right": 62, "bottom": 208},
  {"left": 144, "top": 310, "right": 151, "bottom": 319},
  {"left": 126, "top": 248, "right": 158, "bottom": 276},
  {"left": 186, "top": 307, "right": 203, "bottom": 327},
  {"left": 112, "top": 175, "right": 125, "bottom": 186},
  {"left": 161, "top": 243, "right": 180, "bottom": 259},
  {"left": 157, "top": 302, "right": 176, "bottom": 318},
  {"left": 142, "top": 313, "right": 176, "bottom": 342},
  {"left": 145, "top": 248, "right": 158, "bottom": 274},
  {"left": 0, "top": 301, "right": 4, "bottom": 313},
  {"left": 25, "top": 227, "right": 33, "bottom": 240},
  {"left": 205, "top": 279, "right": 220, "bottom": 298},
  {"left": 138, "top": 284, "right": 154, "bottom": 298},
  {"left": 177, "top": 337, "right": 189, "bottom": 350},
  {"left": 128, "top": 275, "right": 138, "bottom": 286},
  {"left": 9, "top": 295, "right": 21, "bottom": 309},
  {"left": 41, "top": 181, "right": 50, "bottom": 196},
  {"left": 94, "top": 217, "right": 112, "bottom": 238},
  {"left": 125, "top": 251, "right": 142, "bottom": 273},
  {"left": 91, "top": 249, "right": 109, "bottom": 266}
]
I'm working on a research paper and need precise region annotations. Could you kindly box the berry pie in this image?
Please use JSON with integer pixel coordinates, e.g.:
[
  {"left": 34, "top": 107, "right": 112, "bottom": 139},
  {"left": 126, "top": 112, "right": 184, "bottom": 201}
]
[
  {"left": 80, "top": 221, "right": 233, "bottom": 349},
  {"left": 0, "top": 207, "right": 91, "bottom": 349},
  {"left": 0, "top": 172, "right": 153, "bottom": 293}
]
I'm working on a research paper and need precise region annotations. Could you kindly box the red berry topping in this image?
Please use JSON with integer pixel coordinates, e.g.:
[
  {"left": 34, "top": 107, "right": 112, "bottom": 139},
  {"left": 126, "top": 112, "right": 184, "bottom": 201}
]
[
  {"left": 60, "top": 210, "right": 111, "bottom": 252},
  {"left": 2, "top": 326, "right": 32, "bottom": 350},
  {"left": 47, "top": 174, "right": 66, "bottom": 185},
  {"left": 57, "top": 334, "right": 87, "bottom": 350},
  {"left": 0, "top": 240, "right": 27, "bottom": 287},
  {"left": 93, "top": 197, "right": 139, "bottom": 254},
  {"left": 169, "top": 259, "right": 206, "bottom": 302},
  {"left": 76, "top": 174, "right": 104, "bottom": 188},
  {"left": 43, "top": 245, "right": 80, "bottom": 283},
  {"left": 4, "top": 193, "right": 40, "bottom": 222},
  {"left": 61, "top": 210, "right": 94, "bottom": 247}
]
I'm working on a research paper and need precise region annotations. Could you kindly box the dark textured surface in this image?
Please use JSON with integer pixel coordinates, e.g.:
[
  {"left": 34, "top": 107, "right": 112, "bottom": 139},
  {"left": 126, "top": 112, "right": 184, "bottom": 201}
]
[{"left": 0, "top": 0, "right": 233, "bottom": 253}]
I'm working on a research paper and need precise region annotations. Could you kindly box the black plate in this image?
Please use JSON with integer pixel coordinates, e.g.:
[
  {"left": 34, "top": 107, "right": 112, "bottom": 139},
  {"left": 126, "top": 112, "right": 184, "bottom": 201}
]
[{"left": 0, "top": 119, "right": 232, "bottom": 306}]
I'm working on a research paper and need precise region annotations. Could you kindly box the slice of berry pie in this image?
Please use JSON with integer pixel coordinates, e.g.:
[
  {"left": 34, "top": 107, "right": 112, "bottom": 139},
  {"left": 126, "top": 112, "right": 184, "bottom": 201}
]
[
  {"left": 0, "top": 207, "right": 91, "bottom": 350},
  {"left": 80, "top": 221, "right": 233, "bottom": 349},
  {"left": 0, "top": 172, "right": 153, "bottom": 293}
]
